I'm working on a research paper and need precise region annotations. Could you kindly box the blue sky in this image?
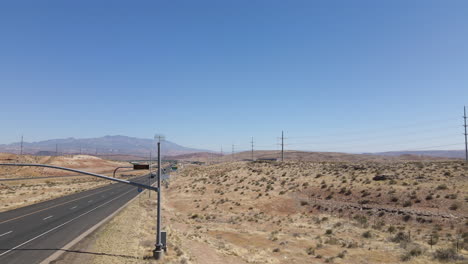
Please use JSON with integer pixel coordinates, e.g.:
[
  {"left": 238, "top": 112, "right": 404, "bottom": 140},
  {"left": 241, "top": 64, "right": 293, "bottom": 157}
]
[{"left": 1, "top": 0, "right": 467, "bottom": 152}]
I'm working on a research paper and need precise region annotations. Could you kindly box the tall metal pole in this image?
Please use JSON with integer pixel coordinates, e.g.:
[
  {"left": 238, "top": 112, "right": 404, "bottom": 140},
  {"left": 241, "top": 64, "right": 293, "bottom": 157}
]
[
  {"left": 154, "top": 137, "right": 163, "bottom": 259},
  {"left": 281, "top": 131, "right": 284, "bottom": 162},
  {"left": 232, "top": 144, "right": 234, "bottom": 162},
  {"left": 464, "top": 106, "right": 467, "bottom": 163},
  {"left": 56, "top": 144, "right": 58, "bottom": 156},
  {"left": 251, "top": 137, "right": 254, "bottom": 161}
]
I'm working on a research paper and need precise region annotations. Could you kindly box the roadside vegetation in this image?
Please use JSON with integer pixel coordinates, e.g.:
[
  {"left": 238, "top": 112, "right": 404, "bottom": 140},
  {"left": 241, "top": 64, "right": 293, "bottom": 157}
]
[{"left": 57, "top": 159, "right": 467, "bottom": 263}]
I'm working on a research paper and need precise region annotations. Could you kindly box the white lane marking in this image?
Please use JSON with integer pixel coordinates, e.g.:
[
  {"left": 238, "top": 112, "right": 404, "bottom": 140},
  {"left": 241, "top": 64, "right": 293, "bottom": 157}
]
[
  {"left": 0, "top": 231, "right": 13, "bottom": 237},
  {"left": 88, "top": 200, "right": 93, "bottom": 203},
  {"left": 43, "top": 216, "right": 53, "bottom": 220},
  {"left": 70, "top": 206, "right": 77, "bottom": 210},
  {"left": 0, "top": 189, "right": 133, "bottom": 258}
]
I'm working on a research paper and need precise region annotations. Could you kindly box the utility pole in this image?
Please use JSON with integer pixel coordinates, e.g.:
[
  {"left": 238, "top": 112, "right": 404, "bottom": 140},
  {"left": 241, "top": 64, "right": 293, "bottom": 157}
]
[
  {"left": 154, "top": 135, "right": 164, "bottom": 259},
  {"left": 251, "top": 137, "right": 254, "bottom": 161},
  {"left": 20, "top": 135, "right": 23, "bottom": 156},
  {"left": 281, "top": 131, "right": 284, "bottom": 162},
  {"left": 220, "top": 146, "right": 223, "bottom": 163},
  {"left": 232, "top": 144, "right": 235, "bottom": 162},
  {"left": 149, "top": 152, "right": 152, "bottom": 198},
  {"left": 56, "top": 144, "right": 58, "bottom": 156},
  {"left": 464, "top": 106, "right": 467, "bottom": 163}
]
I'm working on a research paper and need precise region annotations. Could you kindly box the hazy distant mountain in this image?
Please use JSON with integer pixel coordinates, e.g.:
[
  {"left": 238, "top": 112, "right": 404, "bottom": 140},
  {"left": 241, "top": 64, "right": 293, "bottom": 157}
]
[
  {"left": 371, "top": 150, "right": 465, "bottom": 159},
  {"left": 0, "top": 135, "right": 205, "bottom": 157}
]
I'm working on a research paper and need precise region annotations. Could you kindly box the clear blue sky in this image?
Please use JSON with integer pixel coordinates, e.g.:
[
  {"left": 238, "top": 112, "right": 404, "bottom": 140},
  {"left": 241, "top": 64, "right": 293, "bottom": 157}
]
[{"left": 1, "top": 0, "right": 467, "bottom": 152}]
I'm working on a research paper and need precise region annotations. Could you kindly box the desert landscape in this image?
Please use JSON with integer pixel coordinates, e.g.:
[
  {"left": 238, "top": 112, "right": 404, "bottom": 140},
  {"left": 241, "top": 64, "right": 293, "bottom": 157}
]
[
  {"left": 0, "top": 153, "right": 148, "bottom": 212},
  {"left": 53, "top": 155, "right": 467, "bottom": 264}
]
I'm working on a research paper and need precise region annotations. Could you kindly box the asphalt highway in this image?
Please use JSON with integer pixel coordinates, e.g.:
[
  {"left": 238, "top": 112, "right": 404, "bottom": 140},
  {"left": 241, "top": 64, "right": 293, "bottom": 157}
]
[{"left": 0, "top": 174, "right": 159, "bottom": 264}]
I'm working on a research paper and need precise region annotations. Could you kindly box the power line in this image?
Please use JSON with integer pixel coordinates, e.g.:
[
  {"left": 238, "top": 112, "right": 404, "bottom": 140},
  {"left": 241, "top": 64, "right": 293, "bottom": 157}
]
[
  {"left": 287, "top": 117, "right": 459, "bottom": 140},
  {"left": 288, "top": 133, "right": 459, "bottom": 148},
  {"left": 287, "top": 126, "right": 460, "bottom": 146},
  {"left": 295, "top": 135, "right": 462, "bottom": 153}
]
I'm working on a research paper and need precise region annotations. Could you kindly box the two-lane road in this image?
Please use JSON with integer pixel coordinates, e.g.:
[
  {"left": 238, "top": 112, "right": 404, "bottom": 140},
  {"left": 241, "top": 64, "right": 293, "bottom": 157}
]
[{"left": 0, "top": 174, "right": 157, "bottom": 264}]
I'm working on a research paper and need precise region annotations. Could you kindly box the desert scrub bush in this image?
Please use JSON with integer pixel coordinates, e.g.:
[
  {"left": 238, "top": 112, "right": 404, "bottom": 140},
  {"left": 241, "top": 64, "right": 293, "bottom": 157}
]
[
  {"left": 306, "top": 247, "right": 315, "bottom": 255},
  {"left": 336, "top": 250, "right": 347, "bottom": 258},
  {"left": 353, "top": 215, "right": 368, "bottom": 227},
  {"left": 402, "top": 215, "right": 412, "bottom": 222},
  {"left": 445, "top": 193, "right": 457, "bottom": 199},
  {"left": 402, "top": 200, "right": 412, "bottom": 207},
  {"left": 190, "top": 213, "right": 199, "bottom": 219},
  {"left": 391, "top": 232, "right": 411, "bottom": 243},
  {"left": 449, "top": 202, "right": 459, "bottom": 211},
  {"left": 362, "top": 230, "right": 372, "bottom": 238},
  {"left": 400, "top": 245, "right": 422, "bottom": 261},
  {"left": 325, "top": 229, "right": 333, "bottom": 235},
  {"left": 436, "top": 184, "right": 448, "bottom": 190},
  {"left": 433, "top": 248, "right": 460, "bottom": 262}
]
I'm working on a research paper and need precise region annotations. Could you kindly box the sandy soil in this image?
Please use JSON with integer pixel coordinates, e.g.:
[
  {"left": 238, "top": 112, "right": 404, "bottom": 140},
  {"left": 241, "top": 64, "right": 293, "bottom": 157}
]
[{"left": 55, "top": 160, "right": 467, "bottom": 263}]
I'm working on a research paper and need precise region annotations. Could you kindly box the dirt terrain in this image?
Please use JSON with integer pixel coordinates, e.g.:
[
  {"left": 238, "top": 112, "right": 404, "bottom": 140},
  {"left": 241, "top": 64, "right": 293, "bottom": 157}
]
[
  {"left": 0, "top": 153, "right": 148, "bottom": 212},
  {"left": 57, "top": 159, "right": 467, "bottom": 264},
  {"left": 167, "top": 150, "right": 455, "bottom": 164}
]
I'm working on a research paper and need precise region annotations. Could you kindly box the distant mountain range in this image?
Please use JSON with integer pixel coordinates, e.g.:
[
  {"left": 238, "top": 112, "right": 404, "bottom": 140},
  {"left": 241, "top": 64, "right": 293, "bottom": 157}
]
[
  {"left": 0, "top": 135, "right": 206, "bottom": 157},
  {"left": 0, "top": 135, "right": 465, "bottom": 160},
  {"left": 369, "top": 150, "right": 465, "bottom": 159}
]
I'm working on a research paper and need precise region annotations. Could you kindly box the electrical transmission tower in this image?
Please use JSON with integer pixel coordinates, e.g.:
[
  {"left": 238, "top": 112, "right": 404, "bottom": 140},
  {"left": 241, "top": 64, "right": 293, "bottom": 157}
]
[
  {"left": 464, "top": 106, "right": 467, "bottom": 163},
  {"left": 20, "top": 135, "right": 23, "bottom": 156},
  {"left": 232, "top": 144, "right": 235, "bottom": 162},
  {"left": 220, "top": 146, "right": 223, "bottom": 163},
  {"left": 281, "top": 131, "right": 284, "bottom": 162}
]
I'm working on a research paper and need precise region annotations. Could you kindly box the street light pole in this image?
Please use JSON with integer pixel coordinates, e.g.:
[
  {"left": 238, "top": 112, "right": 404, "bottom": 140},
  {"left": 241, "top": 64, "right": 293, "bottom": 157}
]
[{"left": 154, "top": 136, "right": 164, "bottom": 259}]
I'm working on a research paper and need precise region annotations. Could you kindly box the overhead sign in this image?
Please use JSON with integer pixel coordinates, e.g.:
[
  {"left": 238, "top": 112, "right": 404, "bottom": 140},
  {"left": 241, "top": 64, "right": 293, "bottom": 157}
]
[{"left": 133, "top": 164, "right": 150, "bottom": 170}]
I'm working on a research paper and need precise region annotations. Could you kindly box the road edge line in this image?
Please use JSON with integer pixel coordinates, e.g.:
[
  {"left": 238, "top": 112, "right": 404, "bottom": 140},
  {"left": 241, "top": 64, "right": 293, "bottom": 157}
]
[{"left": 40, "top": 188, "right": 147, "bottom": 264}]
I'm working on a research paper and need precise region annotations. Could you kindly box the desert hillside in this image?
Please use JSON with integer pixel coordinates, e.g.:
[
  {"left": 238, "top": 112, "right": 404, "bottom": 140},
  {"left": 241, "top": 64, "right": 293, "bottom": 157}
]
[
  {"left": 58, "top": 159, "right": 467, "bottom": 264},
  {"left": 0, "top": 153, "right": 132, "bottom": 178},
  {"left": 0, "top": 153, "right": 148, "bottom": 212},
  {"left": 168, "top": 150, "right": 457, "bottom": 164}
]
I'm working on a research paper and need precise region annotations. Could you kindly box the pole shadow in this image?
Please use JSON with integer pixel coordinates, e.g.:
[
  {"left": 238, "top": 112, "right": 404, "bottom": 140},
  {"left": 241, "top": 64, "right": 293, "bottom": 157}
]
[{"left": 0, "top": 248, "right": 139, "bottom": 259}]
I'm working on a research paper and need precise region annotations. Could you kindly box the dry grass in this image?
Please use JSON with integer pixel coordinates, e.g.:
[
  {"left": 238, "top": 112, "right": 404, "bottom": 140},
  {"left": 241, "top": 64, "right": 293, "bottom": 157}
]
[{"left": 55, "top": 160, "right": 468, "bottom": 263}]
